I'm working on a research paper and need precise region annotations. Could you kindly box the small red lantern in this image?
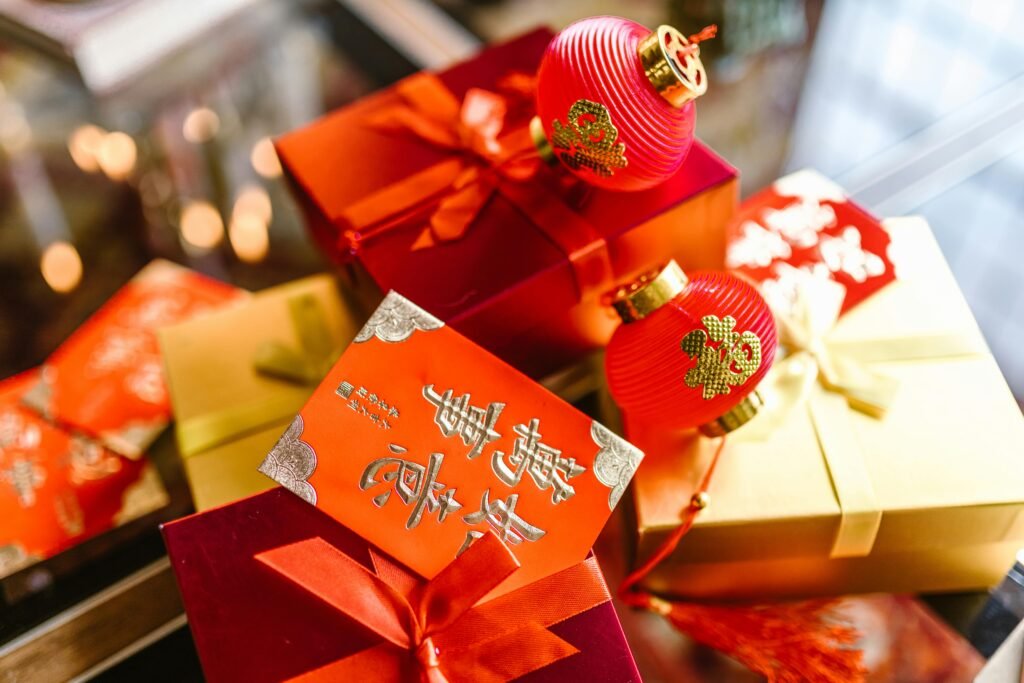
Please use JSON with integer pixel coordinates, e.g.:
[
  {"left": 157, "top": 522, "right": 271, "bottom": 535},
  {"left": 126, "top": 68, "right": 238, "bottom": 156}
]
[
  {"left": 532, "top": 16, "right": 714, "bottom": 191},
  {"left": 605, "top": 261, "right": 777, "bottom": 435}
]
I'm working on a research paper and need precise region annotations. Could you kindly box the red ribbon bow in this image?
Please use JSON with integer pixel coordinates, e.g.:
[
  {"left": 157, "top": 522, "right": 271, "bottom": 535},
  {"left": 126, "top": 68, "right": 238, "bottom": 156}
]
[
  {"left": 256, "top": 532, "right": 610, "bottom": 682},
  {"left": 337, "top": 72, "right": 615, "bottom": 302},
  {"left": 349, "top": 73, "right": 541, "bottom": 251}
]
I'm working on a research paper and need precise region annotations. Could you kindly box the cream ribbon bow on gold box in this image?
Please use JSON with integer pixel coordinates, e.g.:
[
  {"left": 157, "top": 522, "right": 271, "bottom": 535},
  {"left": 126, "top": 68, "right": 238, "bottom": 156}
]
[
  {"left": 253, "top": 293, "right": 340, "bottom": 387},
  {"left": 175, "top": 290, "right": 344, "bottom": 459},
  {"left": 743, "top": 220, "right": 986, "bottom": 558},
  {"left": 764, "top": 266, "right": 898, "bottom": 420}
]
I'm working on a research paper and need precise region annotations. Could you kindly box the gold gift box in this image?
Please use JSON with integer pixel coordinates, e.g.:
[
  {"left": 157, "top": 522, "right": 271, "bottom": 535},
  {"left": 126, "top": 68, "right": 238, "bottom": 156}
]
[
  {"left": 631, "top": 217, "right": 1024, "bottom": 599},
  {"left": 159, "top": 275, "right": 361, "bottom": 510}
]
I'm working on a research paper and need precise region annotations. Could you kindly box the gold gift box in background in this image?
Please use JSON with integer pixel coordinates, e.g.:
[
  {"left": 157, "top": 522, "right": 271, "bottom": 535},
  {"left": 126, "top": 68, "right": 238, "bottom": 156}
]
[
  {"left": 159, "top": 275, "right": 361, "bottom": 510},
  {"left": 631, "top": 217, "right": 1024, "bottom": 600}
]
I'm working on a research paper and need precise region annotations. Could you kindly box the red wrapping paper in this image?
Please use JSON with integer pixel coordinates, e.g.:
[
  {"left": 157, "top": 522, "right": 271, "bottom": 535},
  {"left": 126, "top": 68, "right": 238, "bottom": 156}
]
[
  {"left": 0, "top": 371, "right": 167, "bottom": 579},
  {"left": 163, "top": 488, "right": 641, "bottom": 683},
  {"left": 276, "top": 28, "right": 738, "bottom": 378},
  {"left": 23, "top": 260, "right": 244, "bottom": 458}
]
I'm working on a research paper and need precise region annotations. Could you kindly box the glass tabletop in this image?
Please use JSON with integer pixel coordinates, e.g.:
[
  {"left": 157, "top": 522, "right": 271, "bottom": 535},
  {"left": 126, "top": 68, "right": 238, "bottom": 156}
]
[{"left": 0, "top": 2, "right": 390, "bottom": 381}]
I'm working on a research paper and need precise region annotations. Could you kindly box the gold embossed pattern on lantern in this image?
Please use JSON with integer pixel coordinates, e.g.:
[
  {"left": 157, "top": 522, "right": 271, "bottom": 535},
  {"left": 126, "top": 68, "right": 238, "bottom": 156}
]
[
  {"left": 681, "top": 315, "right": 762, "bottom": 400},
  {"left": 549, "top": 99, "right": 628, "bottom": 177}
]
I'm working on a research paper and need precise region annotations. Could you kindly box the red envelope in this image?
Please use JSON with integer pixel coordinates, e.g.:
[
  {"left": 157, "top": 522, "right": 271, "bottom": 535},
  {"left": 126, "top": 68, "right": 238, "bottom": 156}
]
[
  {"left": 258, "top": 291, "right": 644, "bottom": 598},
  {"left": 726, "top": 169, "right": 895, "bottom": 312},
  {"left": 23, "top": 260, "right": 244, "bottom": 458},
  {"left": 0, "top": 371, "right": 167, "bottom": 579}
]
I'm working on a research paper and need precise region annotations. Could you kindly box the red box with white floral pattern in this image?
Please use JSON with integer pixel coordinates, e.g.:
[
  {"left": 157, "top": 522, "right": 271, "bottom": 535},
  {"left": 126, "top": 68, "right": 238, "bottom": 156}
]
[{"left": 726, "top": 169, "right": 895, "bottom": 313}]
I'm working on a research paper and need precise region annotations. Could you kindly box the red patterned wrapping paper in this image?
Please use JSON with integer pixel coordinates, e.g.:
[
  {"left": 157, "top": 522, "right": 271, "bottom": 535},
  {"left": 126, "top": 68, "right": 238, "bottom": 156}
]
[
  {"left": 23, "top": 260, "right": 244, "bottom": 458},
  {"left": 726, "top": 169, "right": 895, "bottom": 312},
  {"left": 0, "top": 371, "right": 168, "bottom": 579}
]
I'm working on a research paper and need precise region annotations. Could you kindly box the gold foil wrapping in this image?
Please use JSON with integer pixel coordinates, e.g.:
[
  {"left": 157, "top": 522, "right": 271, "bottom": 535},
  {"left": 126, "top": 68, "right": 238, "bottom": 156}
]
[{"left": 159, "top": 275, "right": 361, "bottom": 510}]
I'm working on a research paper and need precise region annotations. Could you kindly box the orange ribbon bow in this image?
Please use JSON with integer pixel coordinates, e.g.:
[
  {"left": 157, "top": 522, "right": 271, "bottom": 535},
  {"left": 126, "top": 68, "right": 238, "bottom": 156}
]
[
  {"left": 256, "top": 532, "right": 610, "bottom": 683},
  {"left": 338, "top": 72, "right": 615, "bottom": 302},
  {"left": 346, "top": 73, "right": 541, "bottom": 251}
]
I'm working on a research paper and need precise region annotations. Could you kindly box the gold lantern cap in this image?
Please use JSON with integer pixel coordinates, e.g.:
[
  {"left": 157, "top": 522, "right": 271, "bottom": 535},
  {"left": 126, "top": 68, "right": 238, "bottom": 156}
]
[
  {"left": 699, "top": 391, "right": 764, "bottom": 437},
  {"left": 637, "top": 25, "right": 710, "bottom": 108},
  {"left": 611, "top": 260, "right": 688, "bottom": 323}
]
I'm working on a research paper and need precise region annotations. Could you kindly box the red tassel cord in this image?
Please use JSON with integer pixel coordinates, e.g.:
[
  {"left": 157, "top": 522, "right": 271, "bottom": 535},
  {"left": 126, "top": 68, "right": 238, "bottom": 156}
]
[
  {"left": 689, "top": 24, "right": 719, "bottom": 45},
  {"left": 619, "top": 437, "right": 867, "bottom": 683},
  {"left": 673, "top": 24, "right": 718, "bottom": 61}
]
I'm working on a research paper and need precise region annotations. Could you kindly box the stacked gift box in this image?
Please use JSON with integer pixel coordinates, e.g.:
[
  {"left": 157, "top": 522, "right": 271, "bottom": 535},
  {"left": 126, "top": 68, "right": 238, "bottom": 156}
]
[
  {"left": 164, "top": 289, "right": 647, "bottom": 680},
  {"left": 4, "top": 14, "right": 1024, "bottom": 683},
  {"left": 273, "top": 27, "right": 737, "bottom": 379}
]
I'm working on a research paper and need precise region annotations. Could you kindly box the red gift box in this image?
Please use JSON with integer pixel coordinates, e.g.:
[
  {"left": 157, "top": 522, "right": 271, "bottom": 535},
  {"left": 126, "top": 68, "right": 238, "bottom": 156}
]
[
  {"left": 276, "top": 28, "right": 737, "bottom": 378},
  {"left": 163, "top": 488, "right": 641, "bottom": 683}
]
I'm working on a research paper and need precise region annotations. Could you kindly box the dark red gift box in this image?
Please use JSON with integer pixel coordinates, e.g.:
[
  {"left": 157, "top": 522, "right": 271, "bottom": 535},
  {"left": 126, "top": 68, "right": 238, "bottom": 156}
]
[
  {"left": 275, "top": 28, "right": 737, "bottom": 378},
  {"left": 162, "top": 488, "right": 641, "bottom": 682}
]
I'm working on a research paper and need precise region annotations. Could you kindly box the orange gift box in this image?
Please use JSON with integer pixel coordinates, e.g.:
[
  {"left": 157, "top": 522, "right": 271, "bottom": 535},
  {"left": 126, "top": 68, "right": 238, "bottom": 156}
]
[
  {"left": 23, "top": 260, "right": 244, "bottom": 458},
  {"left": 258, "top": 291, "right": 645, "bottom": 598},
  {"left": 275, "top": 28, "right": 738, "bottom": 379},
  {"left": 0, "top": 371, "right": 167, "bottom": 580}
]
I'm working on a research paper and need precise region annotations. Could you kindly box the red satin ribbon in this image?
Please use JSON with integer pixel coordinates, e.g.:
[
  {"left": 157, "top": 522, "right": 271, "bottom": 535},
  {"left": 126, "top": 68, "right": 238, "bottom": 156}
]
[
  {"left": 337, "top": 72, "right": 615, "bottom": 302},
  {"left": 256, "top": 532, "right": 610, "bottom": 683}
]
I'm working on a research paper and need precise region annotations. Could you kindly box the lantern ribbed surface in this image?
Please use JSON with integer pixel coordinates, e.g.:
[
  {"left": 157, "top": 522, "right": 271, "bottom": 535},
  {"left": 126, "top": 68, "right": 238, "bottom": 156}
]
[
  {"left": 606, "top": 271, "right": 778, "bottom": 429},
  {"left": 535, "top": 16, "right": 697, "bottom": 191}
]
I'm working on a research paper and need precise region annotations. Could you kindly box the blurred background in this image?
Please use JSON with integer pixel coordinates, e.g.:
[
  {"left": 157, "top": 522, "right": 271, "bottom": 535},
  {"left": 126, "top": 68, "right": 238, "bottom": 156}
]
[
  {"left": 0, "top": 0, "right": 1021, "bottom": 680},
  {"left": 1, "top": 0, "right": 1023, "bottom": 403}
]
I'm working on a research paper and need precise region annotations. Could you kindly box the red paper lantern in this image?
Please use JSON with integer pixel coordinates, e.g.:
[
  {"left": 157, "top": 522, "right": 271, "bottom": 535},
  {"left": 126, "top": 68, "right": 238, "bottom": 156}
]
[
  {"left": 606, "top": 261, "right": 777, "bottom": 435},
  {"left": 531, "top": 17, "right": 713, "bottom": 191}
]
